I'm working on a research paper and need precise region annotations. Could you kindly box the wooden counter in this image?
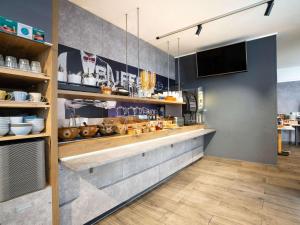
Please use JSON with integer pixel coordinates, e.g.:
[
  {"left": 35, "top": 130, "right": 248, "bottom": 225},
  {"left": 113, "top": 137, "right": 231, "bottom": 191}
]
[{"left": 59, "top": 125, "right": 212, "bottom": 159}]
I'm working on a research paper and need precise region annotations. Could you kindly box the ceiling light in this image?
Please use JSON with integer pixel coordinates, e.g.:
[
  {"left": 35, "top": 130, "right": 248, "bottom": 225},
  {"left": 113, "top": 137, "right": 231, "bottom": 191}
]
[
  {"left": 264, "top": 0, "right": 274, "bottom": 16},
  {"left": 195, "top": 25, "right": 202, "bottom": 36}
]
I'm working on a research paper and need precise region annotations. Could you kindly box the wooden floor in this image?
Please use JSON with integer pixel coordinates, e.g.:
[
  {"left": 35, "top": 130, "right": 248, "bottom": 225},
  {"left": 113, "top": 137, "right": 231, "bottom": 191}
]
[{"left": 98, "top": 146, "right": 300, "bottom": 225}]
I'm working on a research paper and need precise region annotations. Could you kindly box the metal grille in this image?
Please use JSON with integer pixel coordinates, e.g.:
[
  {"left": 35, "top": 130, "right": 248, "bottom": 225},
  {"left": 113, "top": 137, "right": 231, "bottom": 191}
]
[{"left": 0, "top": 139, "right": 46, "bottom": 202}]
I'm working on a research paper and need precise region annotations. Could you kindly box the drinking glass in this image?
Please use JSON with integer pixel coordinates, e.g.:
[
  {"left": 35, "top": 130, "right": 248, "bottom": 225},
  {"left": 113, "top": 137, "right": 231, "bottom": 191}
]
[
  {"left": 19, "top": 59, "right": 30, "bottom": 71},
  {"left": 5, "top": 56, "right": 18, "bottom": 68},
  {"left": 149, "top": 72, "right": 156, "bottom": 94},
  {"left": 31, "top": 61, "right": 42, "bottom": 73},
  {"left": 0, "top": 54, "right": 4, "bottom": 67}
]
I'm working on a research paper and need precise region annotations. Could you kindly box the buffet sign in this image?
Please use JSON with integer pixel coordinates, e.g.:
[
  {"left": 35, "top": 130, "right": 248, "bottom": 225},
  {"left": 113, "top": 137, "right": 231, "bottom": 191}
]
[{"left": 58, "top": 44, "right": 175, "bottom": 94}]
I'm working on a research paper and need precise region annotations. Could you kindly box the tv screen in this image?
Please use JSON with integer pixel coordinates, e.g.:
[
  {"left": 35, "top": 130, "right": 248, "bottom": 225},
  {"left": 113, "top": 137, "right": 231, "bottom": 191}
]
[{"left": 197, "top": 42, "right": 247, "bottom": 77}]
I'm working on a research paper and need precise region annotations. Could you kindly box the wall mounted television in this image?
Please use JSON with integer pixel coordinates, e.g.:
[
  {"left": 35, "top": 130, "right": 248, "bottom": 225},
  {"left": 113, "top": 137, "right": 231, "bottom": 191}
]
[{"left": 196, "top": 42, "right": 247, "bottom": 78}]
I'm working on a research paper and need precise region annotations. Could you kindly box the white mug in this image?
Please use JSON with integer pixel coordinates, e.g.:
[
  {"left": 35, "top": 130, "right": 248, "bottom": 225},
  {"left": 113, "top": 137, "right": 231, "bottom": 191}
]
[
  {"left": 82, "top": 77, "right": 97, "bottom": 86},
  {"left": 68, "top": 74, "right": 81, "bottom": 84},
  {"left": 29, "top": 92, "right": 47, "bottom": 102},
  {"left": 75, "top": 117, "right": 89, "bottom": 126},
  {"left": 58, "top": 71, "right": 67, "bottom": 82}
]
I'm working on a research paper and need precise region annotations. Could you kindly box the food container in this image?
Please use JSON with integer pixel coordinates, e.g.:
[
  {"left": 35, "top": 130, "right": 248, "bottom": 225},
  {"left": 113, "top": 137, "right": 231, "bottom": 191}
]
[
  {"left": 58, "top": 127, "right": 80, "bottom": 141},
  {"left": 99, "top": 123, "right": 116, "bottom": 136},
  {"left": 127, "top": 128, "right": 135, "bottom": 136},
  {"left": 79, "top": 125, "right": 99, "bottom": 138},
  {"left": 173, "top": 117, "right": 184, "bottom": 127},
  {"left": 135, "top": 128, "right": 142, "bottom": 135},
  {"left": 165, "top": 96, "right": 177, "bottom": 102},
  {"left": 114, "top": 123, "right": 127, "bottom": 135},
  {"left": 101, "top": 86, "right": 112, "bottom": 95},
  {"left": 150, "top": 126, "right": 156, "bottom": 132},
  {"left": 142, "top": 126, "right": 149, "bottom": 133}
]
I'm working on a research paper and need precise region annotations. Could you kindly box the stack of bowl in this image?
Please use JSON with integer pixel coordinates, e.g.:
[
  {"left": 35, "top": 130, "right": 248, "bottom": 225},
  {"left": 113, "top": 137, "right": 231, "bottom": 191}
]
[
  {"left": 9, "top": 116, "right": 24, "bottom": 134},
  {"left": 9, "top": 116, "right": 32, "bottom": 136},
  {"left": 0, "top": 117, "right": 10, "bottom": 136},
  {"left": 24, "top": 118, "right": 45, "bottom": 134},
  {"left": 10, "top": 123, "right": 32, "bottom": 136}
]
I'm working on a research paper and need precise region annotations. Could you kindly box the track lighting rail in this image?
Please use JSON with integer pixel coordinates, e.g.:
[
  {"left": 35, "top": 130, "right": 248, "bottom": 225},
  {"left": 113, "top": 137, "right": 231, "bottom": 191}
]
[{"left": 156, "top": 0, "right": 274, "bottom": 40}]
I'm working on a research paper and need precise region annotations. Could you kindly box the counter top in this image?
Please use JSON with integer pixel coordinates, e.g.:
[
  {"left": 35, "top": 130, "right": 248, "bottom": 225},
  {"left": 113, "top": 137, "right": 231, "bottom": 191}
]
[{"left": 60, "top": 126, "right": 216, "bottom": 171}]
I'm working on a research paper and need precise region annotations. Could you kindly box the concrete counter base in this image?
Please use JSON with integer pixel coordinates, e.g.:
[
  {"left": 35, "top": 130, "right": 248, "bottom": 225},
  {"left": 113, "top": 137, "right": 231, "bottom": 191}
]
[{"left": 59, "top": 128, "right": 215, "bottom": 225}]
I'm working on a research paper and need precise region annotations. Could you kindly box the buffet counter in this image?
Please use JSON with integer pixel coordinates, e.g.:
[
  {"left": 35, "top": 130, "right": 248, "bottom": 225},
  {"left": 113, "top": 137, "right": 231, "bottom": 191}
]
[
  {"left": 60, "top": 125, "right": 215, "bottom": 170},
  {"left": 58, "top": 125, "right": 215, "bottom": 225},
  {"left": 59, "top": 124, "right": 212, "bottom": 158}
]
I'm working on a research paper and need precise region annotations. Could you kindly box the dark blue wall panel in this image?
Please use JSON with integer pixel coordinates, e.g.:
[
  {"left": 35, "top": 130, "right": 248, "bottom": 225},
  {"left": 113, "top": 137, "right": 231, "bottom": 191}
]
[{"left": 0, "top": 0, "right": 52, "bottom": 42}]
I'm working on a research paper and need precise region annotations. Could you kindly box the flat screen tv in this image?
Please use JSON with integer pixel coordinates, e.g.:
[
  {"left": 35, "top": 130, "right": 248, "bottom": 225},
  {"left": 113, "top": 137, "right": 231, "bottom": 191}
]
[{"left": 196, "top": 42, "right": 247, "bottom": 77}]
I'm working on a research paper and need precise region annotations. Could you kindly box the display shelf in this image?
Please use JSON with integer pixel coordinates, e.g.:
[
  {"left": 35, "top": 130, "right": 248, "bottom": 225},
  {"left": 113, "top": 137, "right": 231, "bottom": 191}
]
[
  {"left": 58, "top": 89, "right": 185, "bottom": 105},
  {"left": 58, "top": 125, "right": 206, "bottom": 158},
  {"left": 0, "top": 101, "right": 50, "bottom": 108},
  {"left": 0, "top": 133, "right": 49, "bottom": 142},
  {"left": 0, "top": 66, "right": 50, "bottom": 83},
  {"left": 0, "top": 31, "right": 51, "bottom": 59}
]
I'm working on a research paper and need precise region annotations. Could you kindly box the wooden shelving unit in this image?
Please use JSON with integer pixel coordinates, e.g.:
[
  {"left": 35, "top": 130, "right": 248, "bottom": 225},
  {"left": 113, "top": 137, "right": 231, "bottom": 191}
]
[
  {"left": 58, "top": 89, "right": 186, "bottom": 105},
  {"left": 0, "top": 133, "right": 49, "bottom": 142},
  {"left": 0, "top": 1, "right": 59, "bottom": 223}
]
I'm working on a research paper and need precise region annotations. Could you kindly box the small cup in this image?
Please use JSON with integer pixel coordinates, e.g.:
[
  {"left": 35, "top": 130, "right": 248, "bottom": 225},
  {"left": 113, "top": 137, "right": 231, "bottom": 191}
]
[
  {"left": 0, "top": 54, "right": 4, "bottom": 67},
  {"left": 0, "top": 90, "right": 12, "bottom": 101},
  {"left": 12, "top": 91, "right": 28, "bottom": 102},
  {"left": 5, "top": 56, "right": 18, "bottom": 69},
  {"left": 31, "top": 61, "right": 42, "bottom": 73},
  {"left": 19, "top": 58, "right": 31, "bottom": 71},
  {"left": 28, "top": 92, "right": 47, "bottom": 102}
]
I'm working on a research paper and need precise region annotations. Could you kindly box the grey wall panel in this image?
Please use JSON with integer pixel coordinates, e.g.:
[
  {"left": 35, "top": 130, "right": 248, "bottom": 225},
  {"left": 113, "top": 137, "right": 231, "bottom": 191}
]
[
  {"left": 177, "top": 36, "right": 278, "bottom": 164},
  {"left": 0, "top": 0, "right": 52, "bottom": 42},
  {"left": 59, "top": 0, "right": 174, "bottom": 78},
  {"left": 102, "top": 20, "right": 126, "bottom": 64}
]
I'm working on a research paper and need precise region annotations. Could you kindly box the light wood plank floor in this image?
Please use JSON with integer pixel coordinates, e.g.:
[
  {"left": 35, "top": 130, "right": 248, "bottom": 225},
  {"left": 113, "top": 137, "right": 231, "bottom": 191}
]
[{"left": 98, "top": 146, "right": 300, "bottom": 225}]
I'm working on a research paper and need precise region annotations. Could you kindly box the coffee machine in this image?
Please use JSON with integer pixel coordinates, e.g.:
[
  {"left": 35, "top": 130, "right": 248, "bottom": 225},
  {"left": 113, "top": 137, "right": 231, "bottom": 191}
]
[
  {"left": 182, "top": 87, "right": 205, "bottom": 125},
  {"left": 196, "top": 87, "right": 205, "bottom": 124}
]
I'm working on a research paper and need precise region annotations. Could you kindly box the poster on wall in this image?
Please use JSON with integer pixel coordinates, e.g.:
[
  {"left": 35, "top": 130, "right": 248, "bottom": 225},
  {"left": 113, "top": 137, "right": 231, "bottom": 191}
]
[
  {"left": 57, "top": 44, "right": 175, "bottom": 93},
  {"left": 57, "top": 44, "right": 174, "bottom": 119}
]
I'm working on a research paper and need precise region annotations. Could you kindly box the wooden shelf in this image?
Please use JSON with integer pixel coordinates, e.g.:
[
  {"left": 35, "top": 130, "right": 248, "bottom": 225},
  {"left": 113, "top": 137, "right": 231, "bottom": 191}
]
[
  {"left": 0, "top": 31, "right": 51, "bottom": 59},
  {"left": 58, "top": 90, "right": 185, "bottom": 105},
  {"left": 0, "top": 133, "right": 49, "bottom": 142},
  {"left": 0, "top": 66, "right": 50, "bottom": 83},
  {"left": 0, "top": 101, "right": 50, "bottom": 108}
]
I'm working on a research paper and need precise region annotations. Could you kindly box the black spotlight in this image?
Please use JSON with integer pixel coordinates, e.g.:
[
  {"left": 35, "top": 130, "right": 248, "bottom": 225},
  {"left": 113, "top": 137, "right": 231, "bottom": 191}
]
[
  {"left": 265, "top": 0, "right": 274, "bottom": 16},
  {"left": 195, "top": 24, "right": 202, "bottom": 36}
]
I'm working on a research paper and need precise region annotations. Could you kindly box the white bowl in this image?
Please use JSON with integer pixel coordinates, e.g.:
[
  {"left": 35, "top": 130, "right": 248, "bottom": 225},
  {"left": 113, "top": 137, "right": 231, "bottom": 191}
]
[
  {"left": 0, "top": 127, "right": 9, "bottom": 136},
  {"left": 25, "top": 119, "right": 44, "bottom": 134},
  {"left": 10, "top": 123, "right": 32, "bottom": 136},
  {"left": 0, "top": 117, "right": 10, "bottom": 124},
  {"left": 10, "top": 116, "right": 23, "bottom": 124},
  {"left": 31, "top": 125, "right": 45, "bottom": 134}
]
